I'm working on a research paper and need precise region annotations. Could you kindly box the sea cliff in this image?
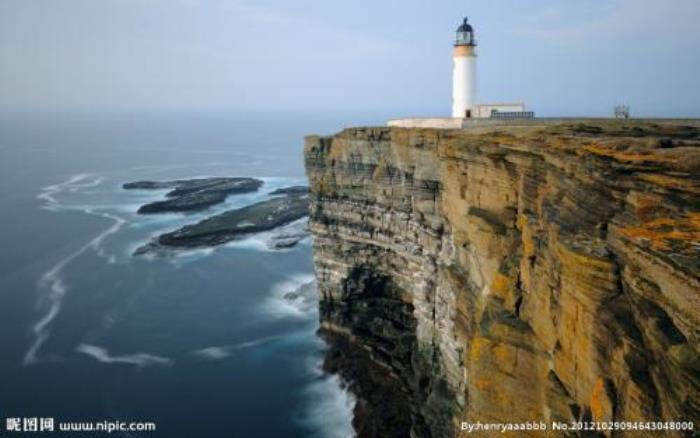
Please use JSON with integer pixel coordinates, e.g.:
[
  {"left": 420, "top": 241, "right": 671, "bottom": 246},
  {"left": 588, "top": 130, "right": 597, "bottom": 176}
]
[{"left": 304, "top": 121, "right": 699, "bottom": 437}]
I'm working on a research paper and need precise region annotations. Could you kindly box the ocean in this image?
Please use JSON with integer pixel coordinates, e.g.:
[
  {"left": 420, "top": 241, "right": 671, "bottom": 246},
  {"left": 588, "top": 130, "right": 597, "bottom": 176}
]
[{"left": 0, "top": 110, "right": 387, "bottom": 437}]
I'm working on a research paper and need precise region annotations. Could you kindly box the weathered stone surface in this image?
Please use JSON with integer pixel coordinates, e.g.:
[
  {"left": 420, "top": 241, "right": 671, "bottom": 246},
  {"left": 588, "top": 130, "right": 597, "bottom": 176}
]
[
  {"left": 124, "top": 177, "right": 263, "bottom": 214},
  {"left": 304, "top": 121, "right": 700, "bottom": 437},
  {"left": 269, "top": 185, "right": 309, "bottom": 196},
  {"left": 134, "top": 193, "right": 309, "bottom": 253}
]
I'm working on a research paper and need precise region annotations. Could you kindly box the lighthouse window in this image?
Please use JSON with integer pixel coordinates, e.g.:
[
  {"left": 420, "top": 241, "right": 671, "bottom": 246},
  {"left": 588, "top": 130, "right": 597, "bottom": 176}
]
[{"left": 456, "top": 32, "right": 472, "bottom": 45}]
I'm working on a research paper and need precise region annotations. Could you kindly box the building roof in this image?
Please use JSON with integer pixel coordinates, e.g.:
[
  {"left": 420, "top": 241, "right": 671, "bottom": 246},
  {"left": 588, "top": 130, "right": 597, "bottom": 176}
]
[
  {"left": 457, "top": 17, "right": 473, "bottom": 33},
  {"left": 476, "top": 103, "right": 526, "bottom": 108}
]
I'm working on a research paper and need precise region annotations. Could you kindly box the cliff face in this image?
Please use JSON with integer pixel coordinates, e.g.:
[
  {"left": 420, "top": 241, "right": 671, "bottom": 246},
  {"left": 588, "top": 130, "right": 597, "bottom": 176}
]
[{"left": 304, "top": 122, "right": 700, "bottom": 437}]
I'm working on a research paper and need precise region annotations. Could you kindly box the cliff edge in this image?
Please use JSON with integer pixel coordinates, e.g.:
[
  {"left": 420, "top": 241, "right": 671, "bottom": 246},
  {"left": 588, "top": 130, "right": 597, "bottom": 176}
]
[{"left": 304, "top": 121, "right": 699, "bottom": 437}]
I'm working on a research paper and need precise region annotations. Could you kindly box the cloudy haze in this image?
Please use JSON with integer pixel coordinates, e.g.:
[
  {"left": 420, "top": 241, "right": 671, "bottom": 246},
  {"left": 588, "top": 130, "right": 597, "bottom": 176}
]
[{"left": 1, "top": 0, "right": 699, "bottom": 116}]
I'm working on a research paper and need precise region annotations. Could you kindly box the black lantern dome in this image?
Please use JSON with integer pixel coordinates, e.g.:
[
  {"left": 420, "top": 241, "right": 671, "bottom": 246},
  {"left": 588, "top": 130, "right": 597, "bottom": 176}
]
[{"left": 455, "top": 17, "right": 475, "bottom": 46}]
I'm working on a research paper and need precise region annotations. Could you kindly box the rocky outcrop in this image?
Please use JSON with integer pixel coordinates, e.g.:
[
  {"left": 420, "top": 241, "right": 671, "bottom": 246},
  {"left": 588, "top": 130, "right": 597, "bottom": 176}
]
[
  {"left": 124, "top": 177, "right": 263, "bottom": 214},
  {"left": 304, "top": 121, "right": 700, "bottom": 437},
  {"left": 134, "top": 193, "right": 309, "bottom": 254}
]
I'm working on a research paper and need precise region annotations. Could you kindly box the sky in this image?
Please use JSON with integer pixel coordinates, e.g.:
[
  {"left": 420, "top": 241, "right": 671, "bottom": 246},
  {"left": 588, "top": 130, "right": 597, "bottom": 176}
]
[{"left": 1, "top": 0, "right": 699, "bottom": 116}]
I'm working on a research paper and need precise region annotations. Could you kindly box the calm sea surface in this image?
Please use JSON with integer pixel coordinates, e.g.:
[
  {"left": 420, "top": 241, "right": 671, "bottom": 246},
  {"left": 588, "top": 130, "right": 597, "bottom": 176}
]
[{"left": 0, "top": 110, "right": 388, "bottom": 437}]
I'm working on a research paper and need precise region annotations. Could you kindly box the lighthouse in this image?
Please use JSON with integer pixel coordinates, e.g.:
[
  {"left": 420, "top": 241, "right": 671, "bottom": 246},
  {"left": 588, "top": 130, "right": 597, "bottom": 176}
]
[
  {"left": 452, "top": 17, "right": 477, "bottom": 118},
  {"left": 388, "top": 15, "right": 533, "bottom": 128}
]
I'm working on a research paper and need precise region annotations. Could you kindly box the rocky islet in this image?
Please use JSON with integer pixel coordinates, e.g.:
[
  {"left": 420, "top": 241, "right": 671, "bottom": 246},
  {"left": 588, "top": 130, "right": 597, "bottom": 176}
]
[
  {"left": 124, "top": 177, "right": 264, "bottom": 214},
  {"left": 125, "top": 178, "right": 310, "bottom": 254}
]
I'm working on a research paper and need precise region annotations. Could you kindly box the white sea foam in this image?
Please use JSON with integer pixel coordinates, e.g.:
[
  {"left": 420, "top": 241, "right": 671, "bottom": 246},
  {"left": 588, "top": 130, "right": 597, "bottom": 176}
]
[
  {"left": 261, "top": 274, "right": 317, "bottom": 320},
  {"left": 222, "top": 234, "right": 272, "bottom": 252},
  {"left": 167, "top": 247, "right": 216, "bottom": 268},
  {"left": 223, "top": 217, "right": 310, "bottom": 253},
  {"left": 36, "top": 173, "right": 93, "bottom": 204},
  {"left": 233, "top": 335, "right": 281, "bottom": 350},
  {"left": 191, "top": 346, "right": 232, "bottom": 360},
  {"left": 301, "top": 358, "right": 356, "bottom": 438},
  {"left": 190, "top": 335, "right": 282, "bottom": 361},
  {"left": 75, "top": 344, "right": 173, "bottom": 367},
  {"left": 68, "top": 177, "right": 104, "bottom": 191},
  {"left": 25, "top": 174, "right": 126, "bottom": 365}
]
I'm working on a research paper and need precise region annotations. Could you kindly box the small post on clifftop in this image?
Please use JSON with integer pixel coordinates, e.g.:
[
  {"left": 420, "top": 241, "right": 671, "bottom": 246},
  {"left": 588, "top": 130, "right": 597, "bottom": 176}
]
[{"left": 614, "top": 105, "right": 630, "bottom": 119}]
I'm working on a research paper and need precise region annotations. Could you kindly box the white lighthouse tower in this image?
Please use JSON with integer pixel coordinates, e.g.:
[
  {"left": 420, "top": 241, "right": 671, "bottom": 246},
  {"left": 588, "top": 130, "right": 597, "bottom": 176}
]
[
  {"left": 452, "top": 17, "right": 477, "bottom": 118},
  {"left": 388, "top": 15, "right": 533, "bottom": 128}
]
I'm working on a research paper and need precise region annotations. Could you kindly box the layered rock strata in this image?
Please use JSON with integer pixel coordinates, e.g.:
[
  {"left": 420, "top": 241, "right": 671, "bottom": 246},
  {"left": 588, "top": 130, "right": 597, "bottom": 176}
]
[{"left": 304, "top": 122, "right": 700, "bottom": 437}]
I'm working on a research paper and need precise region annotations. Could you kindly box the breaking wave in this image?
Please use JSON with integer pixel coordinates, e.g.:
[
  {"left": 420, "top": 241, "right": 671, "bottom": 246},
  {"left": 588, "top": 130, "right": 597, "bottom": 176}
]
[
  {"left": 300, "top": 356, "right": 356, "bottom": 438},
  {"left": 262, "top": 274, "right": 317, "bottom": 320},
  {"left": 75, "top": 344, "right": 173, "bottom": 367}
]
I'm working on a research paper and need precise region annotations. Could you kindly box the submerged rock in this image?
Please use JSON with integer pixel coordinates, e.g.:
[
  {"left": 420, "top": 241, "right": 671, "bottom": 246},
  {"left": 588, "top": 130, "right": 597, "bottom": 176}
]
[
  {"left": 269, "top": 186, "right": 309, "bottom": 196},
  {"left": 124, "top": 177, "right": 263, "bottom": 214},
  {"left": 266, "top": 219, "right": 309, "bottom": 249},
  {"left": 123, "top": 181, "right": 177, "bottom": 190}
]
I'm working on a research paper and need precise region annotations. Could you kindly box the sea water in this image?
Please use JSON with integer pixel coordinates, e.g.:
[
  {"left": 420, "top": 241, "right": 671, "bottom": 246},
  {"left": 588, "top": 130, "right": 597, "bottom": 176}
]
[{"left": 0, "top": 110, "right": 388, "bottom": 437}]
